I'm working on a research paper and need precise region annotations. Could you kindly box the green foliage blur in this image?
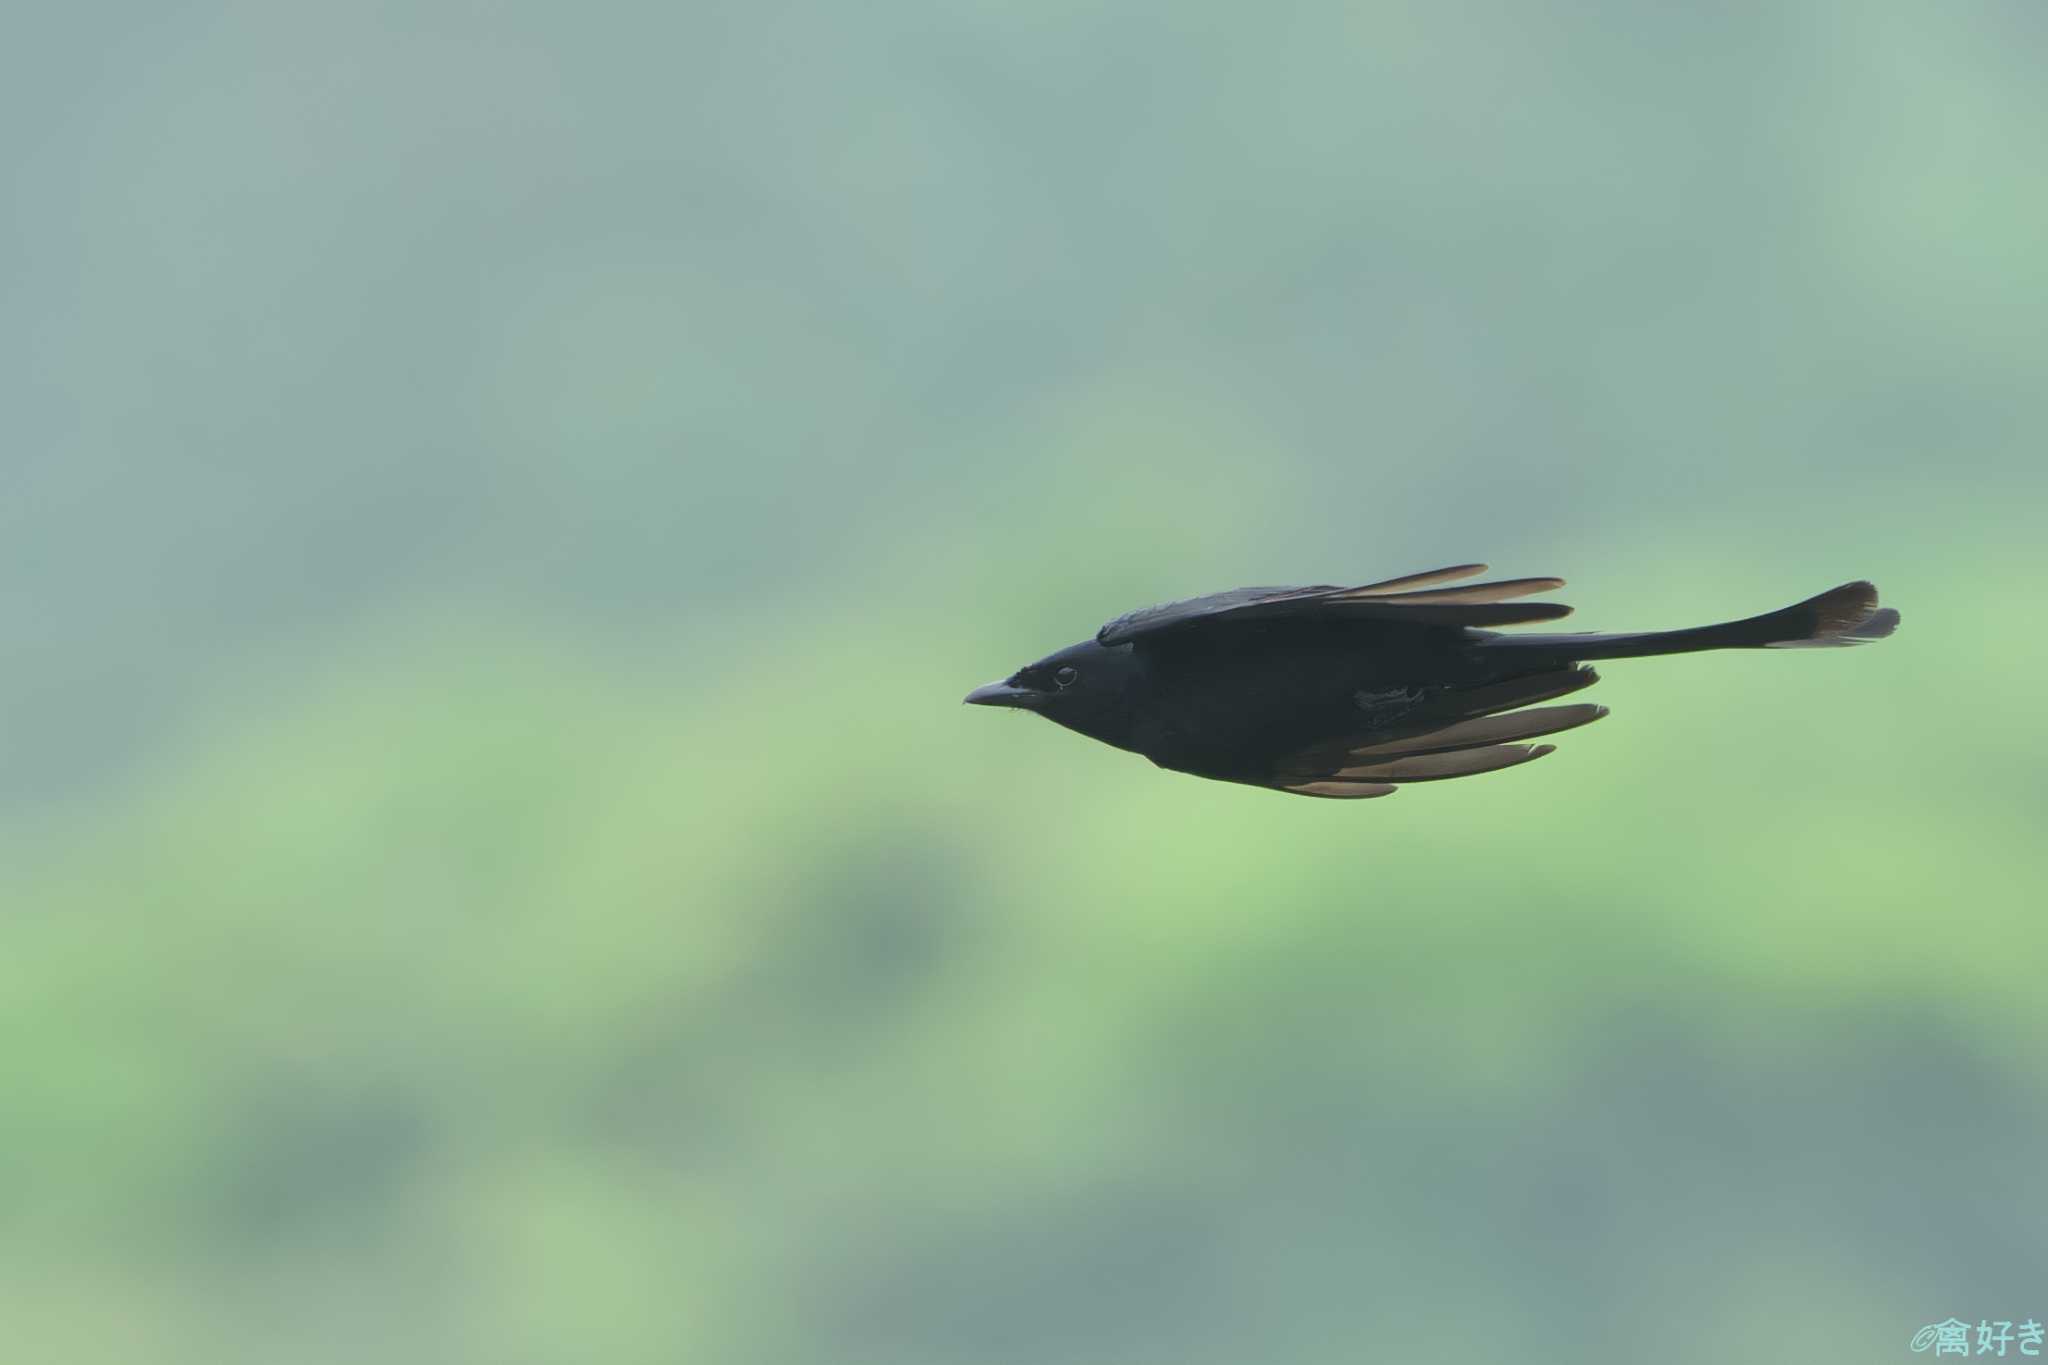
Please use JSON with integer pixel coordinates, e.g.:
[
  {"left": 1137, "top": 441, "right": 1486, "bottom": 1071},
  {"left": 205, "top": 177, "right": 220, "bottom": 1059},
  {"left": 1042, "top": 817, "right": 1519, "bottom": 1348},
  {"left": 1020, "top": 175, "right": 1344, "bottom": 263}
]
[{"left": 4, "top": 3, "right": 2044, "bottom": 1362}]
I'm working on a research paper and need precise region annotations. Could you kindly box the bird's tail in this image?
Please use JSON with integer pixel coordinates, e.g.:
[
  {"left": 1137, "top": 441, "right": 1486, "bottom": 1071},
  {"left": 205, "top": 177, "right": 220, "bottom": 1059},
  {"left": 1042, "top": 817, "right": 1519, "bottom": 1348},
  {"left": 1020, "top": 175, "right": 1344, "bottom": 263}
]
[{"left": 1473, "top": 581, "right": 1899, "bottom": 662}]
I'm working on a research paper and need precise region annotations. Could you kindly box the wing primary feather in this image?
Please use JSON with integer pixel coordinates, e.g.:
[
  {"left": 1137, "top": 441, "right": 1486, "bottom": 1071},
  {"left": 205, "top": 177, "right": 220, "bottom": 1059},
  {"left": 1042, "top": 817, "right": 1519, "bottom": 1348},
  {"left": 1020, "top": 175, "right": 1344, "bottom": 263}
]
[
  {"left": 1336, "top": 601, "right": 1575, "bottom": 627},
  {"left": 1440, "top": 667, "right": 1601, "bottom": 719},
  {"left": 1332, "top": 743, "right": 1557, "bottom": 783},
  {"left": 1340, "top": 564, "right": 1488, "bottom": 596},
  {"left": 1335, "top": 576, "right": 1565, "bottom": 606},
  {"left": 1343, "top": 703, "right": 1608, "bottom": 759},
  {"left": 1278, "top": 781, "right": 1400, "bottom": 799}
]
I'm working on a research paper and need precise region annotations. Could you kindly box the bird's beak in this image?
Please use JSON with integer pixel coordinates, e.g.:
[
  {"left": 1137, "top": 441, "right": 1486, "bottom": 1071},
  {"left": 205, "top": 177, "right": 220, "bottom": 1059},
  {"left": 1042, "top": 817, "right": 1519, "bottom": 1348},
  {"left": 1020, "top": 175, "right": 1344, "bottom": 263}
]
[{"left": 963, "top": 680, "right": 1039, "bottom": 708}]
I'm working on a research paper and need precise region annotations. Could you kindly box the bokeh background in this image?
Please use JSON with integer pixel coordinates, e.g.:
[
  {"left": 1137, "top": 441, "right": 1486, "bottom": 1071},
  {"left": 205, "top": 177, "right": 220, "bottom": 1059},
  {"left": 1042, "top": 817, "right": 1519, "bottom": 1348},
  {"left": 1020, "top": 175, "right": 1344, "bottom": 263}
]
[{"left": 5, "top": 3, "right": 2045, "bottom": 1361}]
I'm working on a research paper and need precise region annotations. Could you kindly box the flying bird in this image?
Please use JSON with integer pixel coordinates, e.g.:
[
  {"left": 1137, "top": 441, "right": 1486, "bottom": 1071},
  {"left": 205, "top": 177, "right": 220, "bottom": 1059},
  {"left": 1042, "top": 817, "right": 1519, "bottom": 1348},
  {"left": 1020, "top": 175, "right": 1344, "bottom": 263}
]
[{"left": 964, "top": 566, "right": 1898, "bottom": 798}]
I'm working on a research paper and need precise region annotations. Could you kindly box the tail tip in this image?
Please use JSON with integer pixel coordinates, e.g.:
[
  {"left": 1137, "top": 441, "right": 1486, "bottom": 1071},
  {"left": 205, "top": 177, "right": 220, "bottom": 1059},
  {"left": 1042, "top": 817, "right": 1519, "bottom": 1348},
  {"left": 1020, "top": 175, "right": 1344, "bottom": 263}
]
[{"left": 1766, "top": 580, "right": 1900, "bottom": 648}]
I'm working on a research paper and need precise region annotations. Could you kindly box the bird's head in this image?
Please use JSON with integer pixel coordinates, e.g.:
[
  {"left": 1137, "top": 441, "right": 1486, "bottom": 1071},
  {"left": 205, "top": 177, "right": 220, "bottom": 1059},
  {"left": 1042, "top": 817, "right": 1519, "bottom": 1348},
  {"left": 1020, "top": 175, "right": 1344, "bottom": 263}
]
[{"left": 963, "top": 637, "right": 1141, "bottom": 749}]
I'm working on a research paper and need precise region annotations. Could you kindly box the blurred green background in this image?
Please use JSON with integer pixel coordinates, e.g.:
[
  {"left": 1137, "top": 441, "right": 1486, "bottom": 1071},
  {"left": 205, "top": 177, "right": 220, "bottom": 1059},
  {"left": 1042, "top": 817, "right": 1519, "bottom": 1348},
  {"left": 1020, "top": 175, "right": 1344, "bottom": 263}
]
[{"left": 4, "top": 2, "right": 2044, "bottom": 1362}]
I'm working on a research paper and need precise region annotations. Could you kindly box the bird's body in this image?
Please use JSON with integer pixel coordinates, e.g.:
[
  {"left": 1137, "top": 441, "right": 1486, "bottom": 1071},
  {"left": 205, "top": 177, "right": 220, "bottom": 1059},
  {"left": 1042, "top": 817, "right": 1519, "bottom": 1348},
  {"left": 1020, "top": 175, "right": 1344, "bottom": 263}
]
[
  {"left": 965, "top": 566, "right": 1898, "bottom": 798},
  {"left": 1114, "top": 617, "right": 1497, "bottom": 779}
]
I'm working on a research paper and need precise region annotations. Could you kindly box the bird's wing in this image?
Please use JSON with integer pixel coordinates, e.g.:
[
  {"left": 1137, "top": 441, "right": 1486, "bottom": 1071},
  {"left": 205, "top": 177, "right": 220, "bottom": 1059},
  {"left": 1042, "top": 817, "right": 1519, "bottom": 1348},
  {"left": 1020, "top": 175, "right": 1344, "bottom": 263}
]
[
  {"left": 1261, "top": 671, "right": 1607, "bottom": 799},
  {"left": 1096, "top": 565, "right": 1572, "bottom": 645}
]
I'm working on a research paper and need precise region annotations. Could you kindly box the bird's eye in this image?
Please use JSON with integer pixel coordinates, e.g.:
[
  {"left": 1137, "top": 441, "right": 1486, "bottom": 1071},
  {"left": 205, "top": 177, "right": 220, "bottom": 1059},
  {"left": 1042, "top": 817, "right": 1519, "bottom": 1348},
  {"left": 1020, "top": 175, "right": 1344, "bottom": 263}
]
[{"left": 1054, "top": 666, "right": 1078, "bottom": 688}]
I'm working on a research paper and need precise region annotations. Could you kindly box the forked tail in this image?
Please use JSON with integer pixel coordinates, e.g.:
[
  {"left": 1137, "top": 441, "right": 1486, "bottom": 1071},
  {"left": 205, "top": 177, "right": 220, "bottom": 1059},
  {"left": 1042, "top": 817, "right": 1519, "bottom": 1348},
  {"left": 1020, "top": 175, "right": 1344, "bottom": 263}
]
[{"left": 1475, "top": 581, "right": 1899, "bottom": 662}]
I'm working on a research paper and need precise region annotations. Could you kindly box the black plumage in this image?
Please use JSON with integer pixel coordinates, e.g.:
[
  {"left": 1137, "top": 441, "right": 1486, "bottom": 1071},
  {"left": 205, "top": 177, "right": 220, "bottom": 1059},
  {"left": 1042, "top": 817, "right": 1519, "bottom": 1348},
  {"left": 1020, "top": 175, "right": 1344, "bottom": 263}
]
[{"left": 964, "top": 566, "right": 1899, "bottom": 799}]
